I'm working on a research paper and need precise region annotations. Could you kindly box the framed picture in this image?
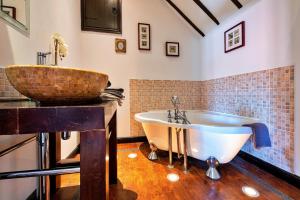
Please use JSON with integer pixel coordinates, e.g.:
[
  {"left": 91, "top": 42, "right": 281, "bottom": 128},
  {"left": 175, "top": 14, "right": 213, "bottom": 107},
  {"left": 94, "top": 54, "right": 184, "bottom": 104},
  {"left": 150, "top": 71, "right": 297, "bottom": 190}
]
[
  {"left": 224, "top": 21, "right": 245, "bottom": 53},
  {"left": 1, "top": 6, "right": 16, "bottom": 20},
  {"left": 166, "top": 42, "right": 179, "bottom": 57},
  {"left": 138, "top": 23, "right": 151, "bottom": 50},
  {"left": 115, "top": 38, "right": 126, "bottom": 53}
]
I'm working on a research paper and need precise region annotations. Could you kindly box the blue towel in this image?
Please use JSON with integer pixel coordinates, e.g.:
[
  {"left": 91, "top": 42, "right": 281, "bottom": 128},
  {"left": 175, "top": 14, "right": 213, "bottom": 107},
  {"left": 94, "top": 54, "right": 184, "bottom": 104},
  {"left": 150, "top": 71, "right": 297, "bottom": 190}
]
[{"left": 242, "top": 123, "right": 271, "bottom": 148}]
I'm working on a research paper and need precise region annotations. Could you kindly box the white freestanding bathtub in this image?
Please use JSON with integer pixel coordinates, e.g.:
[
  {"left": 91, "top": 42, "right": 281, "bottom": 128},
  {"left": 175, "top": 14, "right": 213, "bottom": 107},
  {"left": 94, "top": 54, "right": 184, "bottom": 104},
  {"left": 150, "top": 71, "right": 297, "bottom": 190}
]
[{"left": 135, "top": 110, "right": 258, "bottom": 164}]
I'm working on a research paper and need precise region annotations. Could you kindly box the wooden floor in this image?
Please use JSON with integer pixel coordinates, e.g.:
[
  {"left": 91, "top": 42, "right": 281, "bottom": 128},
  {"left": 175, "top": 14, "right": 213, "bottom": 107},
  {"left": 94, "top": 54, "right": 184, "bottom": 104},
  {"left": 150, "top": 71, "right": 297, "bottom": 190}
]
[{"left": 54, "top": 142, "right": 300, "bottom": 200}]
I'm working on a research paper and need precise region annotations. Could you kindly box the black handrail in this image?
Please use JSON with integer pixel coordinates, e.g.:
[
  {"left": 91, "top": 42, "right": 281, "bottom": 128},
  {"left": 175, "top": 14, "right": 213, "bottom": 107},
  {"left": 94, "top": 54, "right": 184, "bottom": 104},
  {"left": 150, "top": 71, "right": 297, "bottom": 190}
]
[{"left": 0, "top": 136, "right": 36, "bottom": 157}]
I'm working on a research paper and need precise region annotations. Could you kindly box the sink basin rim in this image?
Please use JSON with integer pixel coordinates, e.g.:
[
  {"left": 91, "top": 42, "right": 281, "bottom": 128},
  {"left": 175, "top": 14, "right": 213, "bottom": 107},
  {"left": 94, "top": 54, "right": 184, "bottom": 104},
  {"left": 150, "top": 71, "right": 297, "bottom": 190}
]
[
  {"left": 5, "top": 65, "right": 108, "bottom": 77},
  {"left": 4, "top": 65, "right": 109, "bottom": 104}
]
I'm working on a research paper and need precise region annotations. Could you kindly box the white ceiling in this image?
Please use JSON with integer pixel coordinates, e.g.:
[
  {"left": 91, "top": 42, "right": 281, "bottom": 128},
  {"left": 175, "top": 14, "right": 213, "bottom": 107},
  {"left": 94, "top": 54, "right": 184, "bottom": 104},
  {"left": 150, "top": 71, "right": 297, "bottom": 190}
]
[{"left": 166, "top": 0, "right": 254, "bottom": 36}]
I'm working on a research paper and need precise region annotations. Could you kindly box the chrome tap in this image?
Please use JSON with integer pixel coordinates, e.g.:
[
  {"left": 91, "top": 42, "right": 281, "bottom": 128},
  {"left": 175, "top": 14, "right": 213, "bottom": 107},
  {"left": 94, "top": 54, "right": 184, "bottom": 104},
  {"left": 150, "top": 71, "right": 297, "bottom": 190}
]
[
  {"left": 181, "top": 111, "right": 189, "bottom": 124},
  {"left": 170, "top": 96, "right": 190, "bottom": 124},
  {"left": 171, "top": 96, "right": 180, "bottom": 122},
  {"left": 37, "top": 51, "right": 51, "bottom": 65},
  {"left": 167, "top": 110, "right": 172, "bottom": 123},
  {"left": 171, "top": 96, "right": 180, "bottom": 112}
]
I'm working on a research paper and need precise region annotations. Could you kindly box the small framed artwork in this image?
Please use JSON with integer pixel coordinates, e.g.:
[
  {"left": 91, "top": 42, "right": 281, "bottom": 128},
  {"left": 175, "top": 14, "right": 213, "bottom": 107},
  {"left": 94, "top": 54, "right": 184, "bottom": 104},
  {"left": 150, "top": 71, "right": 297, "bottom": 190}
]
[
  {"left": 138, "top": 23, "right": 151, "bottom": 50},
  {"left": 1, "top": 6, "right": 16, "bottom": 19},
  {"left": 115, "top": 38, "right": 126, "bottom": 53},
  {"left": 224, "top": 21, "right": 245, "bottom": 53},
  {"left": 166, "top": 42, "right": 179, "bottom": 57}
]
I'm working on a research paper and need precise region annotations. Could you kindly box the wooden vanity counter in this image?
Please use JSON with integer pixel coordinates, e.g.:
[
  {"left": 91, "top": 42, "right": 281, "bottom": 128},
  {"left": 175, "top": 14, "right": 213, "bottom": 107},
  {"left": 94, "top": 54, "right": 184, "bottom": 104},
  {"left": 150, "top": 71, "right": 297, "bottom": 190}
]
[{"left": 0, "top": 100, "right": 118, "bottom": 200}]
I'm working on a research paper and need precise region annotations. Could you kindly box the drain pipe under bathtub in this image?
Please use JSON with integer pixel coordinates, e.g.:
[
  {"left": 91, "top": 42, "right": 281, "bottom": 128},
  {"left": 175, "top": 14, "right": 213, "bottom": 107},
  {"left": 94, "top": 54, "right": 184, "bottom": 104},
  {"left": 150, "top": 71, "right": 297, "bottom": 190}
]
[
  {"left": 168, "top": 127, "right": 174, "bottom": 168},
  {"left": 183, "top": 129, "right": 188, "bottom": 173}
]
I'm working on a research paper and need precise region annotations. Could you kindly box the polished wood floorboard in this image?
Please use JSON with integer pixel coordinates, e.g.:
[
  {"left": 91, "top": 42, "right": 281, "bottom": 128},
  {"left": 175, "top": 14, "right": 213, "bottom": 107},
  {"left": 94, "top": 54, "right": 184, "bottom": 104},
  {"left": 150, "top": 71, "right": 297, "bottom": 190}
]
[{"left": 55, "top": 142, "right": 300, "bottom": 200}]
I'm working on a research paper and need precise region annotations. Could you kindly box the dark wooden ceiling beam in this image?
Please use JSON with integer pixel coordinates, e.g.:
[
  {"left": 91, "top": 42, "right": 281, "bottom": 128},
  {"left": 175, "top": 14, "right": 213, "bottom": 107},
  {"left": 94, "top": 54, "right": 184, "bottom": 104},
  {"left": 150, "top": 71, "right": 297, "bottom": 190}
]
[
  {"left": 192, "top": 0, "right": 219, "bottom": 25},
  {"left": 165, "top": 0, "right": 205, "bottom": 37},
  {"left": 231, "top": 0, "right": 243, "bottom": 9}
]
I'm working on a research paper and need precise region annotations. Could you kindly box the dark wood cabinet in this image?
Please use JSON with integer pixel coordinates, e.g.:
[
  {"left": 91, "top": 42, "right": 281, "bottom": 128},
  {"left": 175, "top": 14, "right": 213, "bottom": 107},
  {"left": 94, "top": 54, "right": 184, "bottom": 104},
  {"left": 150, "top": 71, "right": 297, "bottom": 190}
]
[
  {"left": 81, "top": 0, "right": 122, "bottom": 34},
  {"left": 0, "top": 100, "right": 118, "bottom": 200}
]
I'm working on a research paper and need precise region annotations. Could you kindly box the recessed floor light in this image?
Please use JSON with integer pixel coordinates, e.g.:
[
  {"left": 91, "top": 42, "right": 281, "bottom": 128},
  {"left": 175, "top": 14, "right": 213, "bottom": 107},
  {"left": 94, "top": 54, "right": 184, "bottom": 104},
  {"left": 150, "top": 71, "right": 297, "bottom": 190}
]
[
  {"left": 167, "top": 173, "right": 179, "bottom": 182},
  {"left": 192, "top": 148, "right": 199, "bottom": 153},
  {"left": 128, "top": 153, "right": 137, "bottom": 159},
  {"left": 242, "top": 186, "right": 260, "bottom": 198}
]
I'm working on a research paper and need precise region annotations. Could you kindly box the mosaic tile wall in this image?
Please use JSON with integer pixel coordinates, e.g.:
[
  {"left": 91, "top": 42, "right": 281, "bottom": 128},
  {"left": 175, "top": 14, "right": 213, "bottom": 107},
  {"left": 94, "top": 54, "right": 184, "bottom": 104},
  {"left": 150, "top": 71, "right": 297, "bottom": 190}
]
[
  {"left": 201, "top": 66, "right": 295, "bottom": 172},
  {"left": 130, "top": 80, "right": 202, "bottom": 136},
  {"left": 130, "top": 66, "right": 294, "bottom": 173},
  {"left": 0, "top": 68, "right": 22, "bottom": 97}
]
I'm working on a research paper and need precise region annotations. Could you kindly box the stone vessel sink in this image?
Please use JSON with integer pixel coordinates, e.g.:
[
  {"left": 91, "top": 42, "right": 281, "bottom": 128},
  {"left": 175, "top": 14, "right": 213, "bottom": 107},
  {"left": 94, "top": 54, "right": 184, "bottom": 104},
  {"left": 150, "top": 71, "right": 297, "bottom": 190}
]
[{"left": 5, "top": 65, "right": 109, "bottom": 104}]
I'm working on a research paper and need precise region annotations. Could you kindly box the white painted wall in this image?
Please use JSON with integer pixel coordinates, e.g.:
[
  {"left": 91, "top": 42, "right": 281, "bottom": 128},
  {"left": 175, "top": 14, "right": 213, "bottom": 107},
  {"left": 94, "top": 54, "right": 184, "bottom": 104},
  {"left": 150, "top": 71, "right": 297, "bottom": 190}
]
[
  {"left": 198, "top": 0, "right": 300, "bottom": 176},
  {"left": 0, "top": 0, "right": 81, "bottom": 154},
  {"left": 0, "top": 140, "right": 37, "bottom": 200},
  {"left": 79, "top": 0, "right": 202, "bottom": 137},
  {"left": 0, "top": 2, "right": 298, "bottom": 198},
  {"left": 1, "top": 0, "right": 203, "bottom": 140},
  {"left": 0, "top": 1, "right": 82, "bottom": 199},
  {"left": 0, "top": 0, "right": 81, "bottom": 66},
  {"left": 0, "top": 0, "right": 202, "bottom": 198}
]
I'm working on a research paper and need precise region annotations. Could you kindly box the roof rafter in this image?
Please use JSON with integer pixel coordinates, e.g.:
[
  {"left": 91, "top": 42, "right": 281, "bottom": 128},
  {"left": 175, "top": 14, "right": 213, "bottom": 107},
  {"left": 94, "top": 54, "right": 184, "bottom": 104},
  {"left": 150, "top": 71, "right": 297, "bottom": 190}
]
[
  {"left": 165, "top": 0, "right": 205, "bottom": 37},
  {"left": 192, "top": 0, "right": 220, "bottom": 25},
  {"left": 231, "top": 0, "right": 243, "bottom": 9}
]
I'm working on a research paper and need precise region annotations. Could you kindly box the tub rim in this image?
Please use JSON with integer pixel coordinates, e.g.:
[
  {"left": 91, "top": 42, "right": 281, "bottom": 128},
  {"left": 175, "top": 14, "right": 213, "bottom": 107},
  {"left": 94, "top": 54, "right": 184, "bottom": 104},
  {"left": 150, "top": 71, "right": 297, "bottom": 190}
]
[{"left": 134, "top": 110, "right": 259, "bottom": 134}]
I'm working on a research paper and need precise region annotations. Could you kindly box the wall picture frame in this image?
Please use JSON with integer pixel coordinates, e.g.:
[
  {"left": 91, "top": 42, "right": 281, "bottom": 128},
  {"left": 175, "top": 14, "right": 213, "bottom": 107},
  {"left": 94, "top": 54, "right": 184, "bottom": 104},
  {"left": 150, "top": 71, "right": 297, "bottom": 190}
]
[
  {"left": 1, "top": 6, "right": 16, "bottom": 20},
  {"left": 138, "top": 23, "right": 151, "bottom": 50},
  {"left": 166, "top": 42, "right": 179, "bottom": 57},
  {"left": 224, "top": 21, "right": 245, "bottom": 53},
  {"left": 115, "top": 38, "right": 126, "bottom": 53}
]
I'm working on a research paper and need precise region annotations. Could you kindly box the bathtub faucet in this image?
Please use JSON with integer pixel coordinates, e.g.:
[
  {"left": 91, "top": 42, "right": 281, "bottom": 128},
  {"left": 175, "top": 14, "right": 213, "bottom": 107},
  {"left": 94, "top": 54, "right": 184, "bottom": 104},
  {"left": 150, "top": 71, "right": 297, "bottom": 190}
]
[
  {"left": 175, "top": 111, "right": 190, "bottom": 124},
  {"left": 171, "top": 96, "right": 180, "bottom": 111},
  {"left": 170, "top": 96, "right": 190, "bottom": 124},
  {"left": 180, "top": 111, "right": 190, "bottom": 124}
]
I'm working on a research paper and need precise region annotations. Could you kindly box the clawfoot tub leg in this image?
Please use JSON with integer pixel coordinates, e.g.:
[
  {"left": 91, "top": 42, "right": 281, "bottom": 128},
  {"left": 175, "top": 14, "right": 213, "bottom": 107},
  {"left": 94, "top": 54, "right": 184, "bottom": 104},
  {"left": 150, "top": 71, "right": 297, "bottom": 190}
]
[
  {"left": 206, "top": 157, "right": 221, "bottom": 180},
  {"left": 168, "top": 127, "right": 174, "bottom": 168},
  {"left": 148, "top": 143, "right": 158, "bottom": 160},
  {"left": 183, "top": 129, "right": 188, "bottom": 173}
]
